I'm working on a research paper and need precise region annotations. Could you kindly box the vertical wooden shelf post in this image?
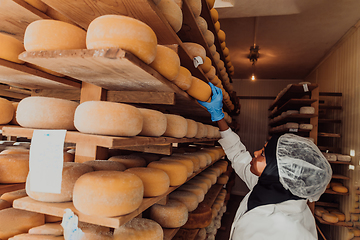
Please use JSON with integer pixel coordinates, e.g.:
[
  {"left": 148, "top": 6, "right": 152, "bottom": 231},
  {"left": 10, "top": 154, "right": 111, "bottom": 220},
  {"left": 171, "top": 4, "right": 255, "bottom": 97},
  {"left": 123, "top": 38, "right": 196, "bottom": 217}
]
[{"left": 310, "top": 86, "right": 319, "bottom": 145}]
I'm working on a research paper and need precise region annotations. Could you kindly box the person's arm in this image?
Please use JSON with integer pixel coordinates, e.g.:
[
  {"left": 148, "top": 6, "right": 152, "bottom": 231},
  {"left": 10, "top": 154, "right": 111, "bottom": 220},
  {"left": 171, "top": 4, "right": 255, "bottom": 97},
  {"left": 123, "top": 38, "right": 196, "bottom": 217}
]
[{"left": 216, "top": 118, "right": 229, "bottom": 131}]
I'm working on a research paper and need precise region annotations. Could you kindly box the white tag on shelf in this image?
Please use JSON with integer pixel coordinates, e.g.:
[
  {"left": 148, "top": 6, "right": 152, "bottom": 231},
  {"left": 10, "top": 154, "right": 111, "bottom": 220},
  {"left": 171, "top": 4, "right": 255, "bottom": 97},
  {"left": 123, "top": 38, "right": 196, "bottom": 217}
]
[
  {"left": 61, "top": 208, "right": 84, "bottom": 240},
  {"left": 303, "top": 83, "right": 309, "bottom": 92},
  {"left": 29, "top": 129, "right": 66, "bottom": 194},
  {"left": 289, "top": 128, "right": 298, "bottom": 132},
  {"left": 349, "top": 165, "right": 355, "bottom": 170},
  {"left": 193, "top": 56, "right": 203, "bottom": 68}
]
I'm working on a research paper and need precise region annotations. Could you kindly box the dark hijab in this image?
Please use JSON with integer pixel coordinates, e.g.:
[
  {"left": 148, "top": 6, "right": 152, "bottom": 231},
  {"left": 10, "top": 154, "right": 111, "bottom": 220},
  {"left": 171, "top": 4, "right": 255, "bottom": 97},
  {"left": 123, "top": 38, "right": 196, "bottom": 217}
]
[{"left": 247, "top": 135, "right": 303, "bottom": 212}]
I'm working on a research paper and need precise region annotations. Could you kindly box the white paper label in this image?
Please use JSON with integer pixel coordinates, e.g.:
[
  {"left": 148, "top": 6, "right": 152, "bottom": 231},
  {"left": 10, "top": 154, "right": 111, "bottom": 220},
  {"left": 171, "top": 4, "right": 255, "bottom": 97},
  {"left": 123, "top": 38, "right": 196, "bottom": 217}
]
[
  {"left": 303, "top": 84, "right": 309, "bottom": 92},
  {"left": 61, "top": 209, "right": 84, "bottom": 240},
  {"left": 29, "top": 129, "right": 66, "bottom": 193},
  {"left": 193, "top": 56, "right": 204, "bottom": 68},
  {"left": 289, "top": 128, "right": 298, "bottom": 132}
]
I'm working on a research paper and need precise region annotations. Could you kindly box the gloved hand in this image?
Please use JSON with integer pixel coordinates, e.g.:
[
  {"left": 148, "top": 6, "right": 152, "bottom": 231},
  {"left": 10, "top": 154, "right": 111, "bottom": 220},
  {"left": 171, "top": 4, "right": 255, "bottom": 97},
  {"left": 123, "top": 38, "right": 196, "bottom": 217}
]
[{"left": 197, "top": 82, "right": 225, "bottom": 122}]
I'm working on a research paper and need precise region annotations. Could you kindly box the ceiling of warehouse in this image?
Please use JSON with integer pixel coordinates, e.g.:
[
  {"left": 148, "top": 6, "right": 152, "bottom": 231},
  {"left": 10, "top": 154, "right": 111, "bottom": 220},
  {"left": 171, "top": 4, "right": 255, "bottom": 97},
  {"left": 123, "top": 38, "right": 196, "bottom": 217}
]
[{"left": 215, "top": 0, "right": 360, "bottom": 80}]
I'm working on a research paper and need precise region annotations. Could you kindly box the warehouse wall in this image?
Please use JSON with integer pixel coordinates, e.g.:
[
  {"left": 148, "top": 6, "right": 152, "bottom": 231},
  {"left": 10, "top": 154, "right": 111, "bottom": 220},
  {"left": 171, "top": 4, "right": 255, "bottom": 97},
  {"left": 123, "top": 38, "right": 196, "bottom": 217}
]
[{"left": 305, "top": 22, "right": 360, "bottom": 239}]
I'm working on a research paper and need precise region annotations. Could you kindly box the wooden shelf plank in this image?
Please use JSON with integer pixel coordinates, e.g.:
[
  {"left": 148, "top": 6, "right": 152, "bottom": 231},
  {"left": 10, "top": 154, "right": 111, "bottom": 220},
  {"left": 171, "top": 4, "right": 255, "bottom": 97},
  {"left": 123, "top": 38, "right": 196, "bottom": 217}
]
[
  {"left": 269, "top": 99, "right": 317, "bottom": 118},
  {"left": 269, "top": 114, "right": 318, "bottom": 127},
  {"left": 0, "top": 183, "right": 25, "bottom": 195},
  {"left": 164, "top": 228, "right": 180, "bottom": 240},
  {"left": 2, "top": 126, "right": 219, "bottom": 149},
  {"left": 315, "top": 215, "right": 352, "bottom": 227},
  {"left": 318, "top": 132, "right": 341, "bottom": 138},
  {"left": 315, "top": 201, "right": 339, "bottom": 208},
  {"left": 332, "top": 174, "right": 350, "bottom": 180},
  {"left": 202, "top": 184, "right": 224, "bottom": 208}
]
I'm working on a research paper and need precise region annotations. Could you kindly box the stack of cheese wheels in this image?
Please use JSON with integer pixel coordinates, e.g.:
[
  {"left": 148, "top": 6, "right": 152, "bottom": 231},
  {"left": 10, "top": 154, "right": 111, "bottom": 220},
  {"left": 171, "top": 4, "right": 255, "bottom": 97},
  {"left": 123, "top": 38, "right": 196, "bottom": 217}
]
[
  {"left": 172, "top": 66, "right": 193, "bottom": 91},
  {"left": 0, "top": 189, "right": 27, "bottom": 205},
  {"left": 74, "top": 101, "right": 143, "bottom": 137},
  {"left": 113, "top": 218, "right": 163, "bottom": 240},
  {"left": 0, "top": 154, "right": 29, "bottom": 183},
  {"left": 125, "top": 167, "right": 170, "bottom": 197},
  {"left": 108, "top": 155, "right": 147, "bottom": 168},
  {"left": 147, "top": 160, "right": 188, "bottom": 186},
  {"left": 73, "top": 171, "right": 144, "bottom": 217},
  {"left": 87, "top": 15, "right": 157, "bottom": 64},
  {"left": 0, "top": 98, "right": 15, "bottom": 125},
  {"left": 0, "top": 33, "right": 25, "bottom": 64},
  {"left": 163, "top": 114, "right": 188, "bottom": 138},
  {"left": 82, "top": 160, "right": 126, "bottom": 171},
  {"left": 26, "top": 162, "right": 93, "bottom": 202},
  {"left": 169, "top": 190, "right": 199, "bottom": 212},
  {"left": 138, "top": 108, "right": 167, "bottom": 137},
  {"left": 154, "top": 0, "right": 183, "bottom": 33},
  {"left": 24, "top": 20, "right": 86, "bottom": 51},
  {"left": 185, "top": 119, "right": 198, "bottom": 138},
  {"left": 160, "top": 156, "right": 194, "bottom": 177},
  {"left": 149, "top": 45, "right": 180, "bottom": 80},
  {"left": 150, "top": 199, "right": 188, "bottom": 228},
  {"left": 0, "top": 208, "right": 45, "bottom": 239},
  {"left": 183, "top": 42, "right": 206, "bottom": 63},
  {"left": 16, "top": 97, "right": 78, "bottom": 130}
]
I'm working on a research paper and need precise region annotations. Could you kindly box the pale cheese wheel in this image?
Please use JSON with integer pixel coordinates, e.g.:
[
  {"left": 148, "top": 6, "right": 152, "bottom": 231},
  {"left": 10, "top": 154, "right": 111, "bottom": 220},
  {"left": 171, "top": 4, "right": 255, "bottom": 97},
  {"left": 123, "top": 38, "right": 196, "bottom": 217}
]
[
  {"left": 188, "top": 0, "right": 202, "bottom": 17},
  {"left": 0, "top": 33, "right": 25, "bottom": 64},
  {"left": 24, "top": 20, "right": 86, "bottom": 51},
  {"left": 87, "top": 15, "right": 157, "bottom": 64},
  {"left": 185, "top": 152, "right": 208, "bottom": 168},
  {"left": 178, "top": 184, "right": 205, "bottom": 202},
  {"left": 0, "top": 98, "right": 15, "bottom": 124},
  {"left": 299, "top": 124, "right": 313, "bottom": 130},
  {"left": 78, "top": 222, "right": 111, "bottom": 235},
  {"left": 0, "top": 154, "right": 29, "bottom": 183},
  {"left": 205, "top": 66, "right": 216, "bottom": 80},
  {"left": 0, "top": 189, "right": 27, "bottom": 205},
  {"left": 147, "top": 160, "right": 188, "bottom": 186},
  {"left": 138, "top": 108, "right": 167, "bottom": 137},
  {"left": 172, "top": 153, "right": 200, "bottom": 171},
  {"left": 150, "top": 45, "right": 180, "bottom": 80},
  {"left": 209, "top": 44, "right": 217, "bottom": 55},
  {"left": 187, "top": 77, "right": 212, "bottom": 102},
  {"left": 150, "top": 199, "right": 188, "bottom": 228},
  {"left": 156, "top": 0, "right": 183, "bottom": 33},
  {"left": 169, "top": 190, "right": 199, "bottom": 212},
  {"left": 0, "top": 208, "right": 45, "bottom": 240},
  {"left": 186, "top": 119, "right": 198, "bottom": 138},
  {"left": 206, "top": 0, "right": 215, "bottom": 9},
  {"left": 172, "top": 66, "right": 193, "bottom": 90},
  {"left": 199, "top": 171, "right": 217, "bottom": 185},
  {"left": 332, "top": 185, "right": 348, "bottom": 193},
  {"left": 73, "top": 171, "right": 143, "bottom": 217},
  {"left": 183, "top": 42, "right": 206, "bottom": 62},
  {"left": 82, "top": 160, "right": 126, "bottom": 171},
  {"left": 207, "top": 167, "right": 221, "bottom": 177},
  {"left": 108, "top": 155, "right": 146, "bottom": 168},
  {"left": 336, "top": 154, "right": 351, "bottom": 162},
  {"left": 210, "top": 8, "right": 218, "bottom": 23},
  {"left": 125, "top": 167, "right": 170, "bottom": 197},
  {"left": 299, "top": 106, "right": 315, "bottom": 114},
  {"left": 330, "top": 211, "right": 345, "bottom": 221},
  {"left": 200, "top": 57, "right": 212, "bottom": 73},
  {"left": 213, "top": 52, "right": 220, "bottom": 64},
  {"left": 214, "top": 21, "right": 220, "bottom": 32},
  {"left": 322, "top": 213, "right": 338, "bottom": 223},
  {"left": 17, "top": 97, "right": 78, "bottom": 130},
  {"left": 74, "top": 101, "right": 143, "bottom": 137},
  {"left": 161, "top": 156, "right": 194, "bottom": 177},
  {"left": 9, "top": 234, "right": 64, "bottom": 240},
  {"left": 80, "top": 229, "right": 113, "bottom": 240},
  {"left": 284, "top": 122, "right": 299, "bottom": 129},
  {"left": 323, "top": 153, "right": 337, "bottom": 162},
  {"left": 24, "top": 0, "right": 48, "bottom": 12},
  {"left": 193, "top": 175, "right": 213, "bottom": 190},
  {"left": 195, "top": 122, "right": 206, "bottom": 139},
  {"left": 196, "top": 228, "right": 207, "bottom": 240},
  {"left": 28, "top": 223, "right": 63, "bottom": 235},
  {"left": 187, "top": 178, "right": 209, "bottom": 193},
  {"left": 0, "top": 199, "right": 11, "bottom": 210},
  {"left": 195, "top": 16, "right": 208, "bottom": 35},
  {"left": 26, "top": 162, "right": 93, "bottom": 202},
  {"left": 217, "top": 30, "right": 226, "bottom": 42},
  {"left": 205, "top": 125, "right": 216, "bottom": 138},
  {"left": 163, "top": 114, "right": 188, "bottom": 138},
  {"left": 204, "top": 30, "right": 215, "bottom": 46},
  {"left": 113, "top": 218, "right": 163, "bottom": 240}
]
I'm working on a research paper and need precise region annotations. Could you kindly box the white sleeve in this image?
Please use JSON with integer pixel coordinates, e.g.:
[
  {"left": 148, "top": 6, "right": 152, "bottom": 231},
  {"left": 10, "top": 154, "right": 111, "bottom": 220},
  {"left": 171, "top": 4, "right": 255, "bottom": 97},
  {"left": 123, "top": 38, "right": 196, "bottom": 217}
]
[{"left": 218, "top": 128, "right": 258, "bottom": 190}]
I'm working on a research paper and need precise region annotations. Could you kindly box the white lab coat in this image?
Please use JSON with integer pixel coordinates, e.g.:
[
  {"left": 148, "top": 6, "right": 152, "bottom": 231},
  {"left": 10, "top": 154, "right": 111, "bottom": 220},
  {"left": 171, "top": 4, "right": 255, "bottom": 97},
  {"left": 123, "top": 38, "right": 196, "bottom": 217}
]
[{"left": 218, "top": 128, "right": 317, "bottom": 240}]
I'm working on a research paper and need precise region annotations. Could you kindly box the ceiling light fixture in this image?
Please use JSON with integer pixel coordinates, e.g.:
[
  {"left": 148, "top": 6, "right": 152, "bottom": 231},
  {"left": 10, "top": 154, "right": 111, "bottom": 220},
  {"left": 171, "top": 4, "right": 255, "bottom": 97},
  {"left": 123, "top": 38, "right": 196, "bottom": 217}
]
[{"left": 249, "top": 44, "right": 259, "bottom": 81}]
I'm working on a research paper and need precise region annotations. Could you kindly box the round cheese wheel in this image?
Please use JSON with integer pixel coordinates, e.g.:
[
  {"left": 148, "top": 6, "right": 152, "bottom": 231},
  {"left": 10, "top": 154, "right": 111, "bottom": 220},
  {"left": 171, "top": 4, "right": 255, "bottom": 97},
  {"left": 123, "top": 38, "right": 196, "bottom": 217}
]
[
  {"left": 182, "top": 202, "right": 212, "bottom": 229},
  {"left": 199, "top": 171, "right": 217, "bottom": 185},
  {"left": 0, "top": 189, "right": 27, "bottom": 204},
  {"left": 299, "top": 124, "right": 313, "bottom": 130},
  {"left": 0, "top": 98, "right": 15, "bottom": 124},
  {"left": 125, "top": 167, "right": 170, "bottom": 197},
  {"left": 7, "top": 234, "right": 64, "bottom": 240},
  {"left": 183, "top": 42, "right": 206, "bottom": 62},
  {"left": 299, "top": 106, "right": 315, "bottom": 114},
  {"left": 24, "top": 0, "right": 48, "bottom": 12},
  {"left": 108, "top": 155, "right": 146, "bottom": 168},
  {"left": 138, "top": 108, "right": 167, "bottom": 137},
  {"left": 150, "top": 199, "right": 188, "bottom": 228},
  {"left": 217, "top": 174, "right": 229, "bottom": 184},
  {"left": 332, "top": 185, "right": 348, "bottom": 193},
  {"left": 82, "top": 160, "right": 126, "bottom": 171},
  {"left": 196, "top": 228, "right": 207, "bottom": 240},
  {"left": 223, "top": 47, "right": 230, "bottom": 57},
  {"left": 28, "top": 223, "right": 63, "bottom": 235},
  {"left": 186, "top": 77, "right": 212, "bottom": 102},
  {"left": 74, "top": 101, "right": 143, "bottom": 137},
  {"left": 156, "top": 0, "right": 183, "bottom": 33},
  {"left": 204, "top": 30, "right": 214, "bottom": 46},
  {"left": 195, "top": 122, "right": 206, "bottom": 139},
  {"left": 113, "top": 218, "right": 163, "bottom": 240},
  {"left": 205, "top": 125, "right": 215, "bottom": 138},
  {"left": 206, "top": 0, "right": 215, "bottom": 8},
  {"left": 217, "top": 60, "right": 225, "bottom": 70},
  {"left": 17, "top": 97, "right": 78, "bottom": 130},
  {"left": 10, "top": 102, "right": 19, "bottom": 125},
  {"left": 209, "top": 44, "right": 217, "bottom": 55},
  {"left": 172, "top": 153, "right": 200, "bottom": 172},
  {"left": 213, "top": 52, "right": 220, "bottom": 64},
  {"left": 195, "top": 16, "right": 208, "bottom": 35},
  {"left": 210, "top": 75, "right": 220, "bottom": 85},
  {"left": 0, "top": 33, "right": 25, "bottom": 64},
  {"left": 214, "top": 21, "right": 220, "bottom": 33},
  {"left": 161, "top": 156, "right": 194, "bottom": 177},
  {"left": 330, "top": 211, "right": 345, "bottom": 221},
  {"left": 80, "top": 229, "right": 113, "bottom": 240},
  {"left": 26, "top": 162, "right": 93, "bottom": 202},
  {"left": 0, "top": 199, "right": 11, "bottom": 210},
  {"left": 200, "top": 57, "right": 212, "bottom": 73},
  {"left": 210, "top": 8, "right": 218, "bottom": 23},
  {"left": 169, "top": 190, "right": 199, "bottom": 212},
  {"left": 149, "top": 45, "right": 180, "bottom": 81},
  {"left": 163, "top": 114, "right": 188, "bottom": 138},
  {"left": 192, "top": 176, "right": 212, "bottom": 190},
  {"left": 330, "top": 182, "right": 342, "bottom": 188},
  {"left": 185, "top": 119, "right": 198, "bottom": 138},
  {"left": 172, "top": 66, "right": 193, "bottom": 91},
  {"left": 178, "top": 184, "right": 205, "bottom": 202},
  {"left": 188, "top": 0, "right": 202, "bottom": 17},
  {"left": 322, "top": 213, "right": 338, "bottom": 223},
  {"left": 185, "top": 152, "right": 208, "bottom": 168},
  {"left": 0, "top": 148, "right": 28, "bottom": 155},
  {"left": 73, "top": 171, "right": 143, "bottom": 217},
  {"left": 147, "top": 160, "right": 188, "bottom": 186},
  {"left": 87, "top": 15, "right": 157, "bottom": 64},
  {"left": 217, "top": 30, "right": 226, "bottom": 42},
  {"left": 314, "top": 207, "right": 328, "bottom": 217},
  {"left": 205, "top": 66, "right": 216, "bottom": 80},
  {"left": 0, "top": 154, "right": 29, "bottom": 183},
  {"left": 187, "top": 178, "right": 209, "bottom": 193},
  {"left": 24, "top": 20, "right": 86, "bottom": 51}
]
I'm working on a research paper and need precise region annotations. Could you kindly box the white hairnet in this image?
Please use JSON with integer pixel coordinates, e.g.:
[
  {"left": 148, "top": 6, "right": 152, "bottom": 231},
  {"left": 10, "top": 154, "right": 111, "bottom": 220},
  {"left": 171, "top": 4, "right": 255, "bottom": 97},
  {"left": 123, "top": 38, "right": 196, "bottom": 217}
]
[{"left": 276, "top": 134, "right": 332, "bottom": 202}]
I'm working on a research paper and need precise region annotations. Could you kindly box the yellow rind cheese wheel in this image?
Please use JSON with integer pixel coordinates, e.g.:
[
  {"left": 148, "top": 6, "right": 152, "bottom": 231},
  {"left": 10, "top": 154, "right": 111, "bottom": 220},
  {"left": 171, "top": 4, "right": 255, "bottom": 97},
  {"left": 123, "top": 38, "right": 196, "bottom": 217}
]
[
  {"left": 86, "top": 15, "right": 157, "bottom": 64},
  {"left": 199, "top": 171, "right": 217, "bottom": 185},
  {"left": 172, "top": 66, "right": 193, "bottom": 90},
  {"left": 330, "top": 211, "right": 345, "bottom": 221},
  {"left": 138, "top": 108, "right": 167, "bottom": 137},
  {"left": 108, "top": 155, "right": 146, "bottom": 169},
  {"left": 205, "top": 66, "right": 216, "bottom": 80},
  {"left": 113, "top": 218, "right": 163, "bottom": 240},
  {"left": 169, "top": 190, "right": 199, "bottom": 212},
  {"left": 0, "top": 154, "right": 29, "bottom": 183},
  {"left": 0, "top": 97, "right": 14, "bottom": 124},
  {"left": 147, "top": 160, "right": 188, "bottom": 186},
  {"left": 150, "top": 199, "right": 188, "bottom": 228},
  {"left": 195, "top": 16, "right": 208, "bottom": 35},
  {"left": 223, "top": 47, "right": 230, "bottom": 57},
  {"left": 209, "top": 44, "right": 217, "bottom": 55},
  {"left": 186, "top": 77, "right": 212, "bottom": 102},
  {"left": 161, "top": 156, "right": 194, "bottom": 177},
  {"left": 150, "top": 45, "right": 180, "bottom": 80},
  {"left": 172, "top": 153, "right": 200, "bottom": 172},
  {"left": 218, "top": 30, "right": 226, "bottom": 42},
  {"left": 0, "top": 33, "right": 25, "bottom": 64},
  {"left": 185, "top": 152, "right": 208, "bottom": 168},
  {"left": 210, "top": 8, "right": 219, "bottom": 23},
  {"left": 213, "top": 51, "right": 220, "bottom": 64},
  {"left": 24, "top": 0, "right": 48, "bottom": 12},
  {"left": 163, "top": 114, "right": 188, "bottom": 138},
  {"left": 210, "top": 75, "right": 220, "bottom": 85},
  {"left": 24, "top": 20, "right": 86, "bottom": 51},
  {"left": 332, "top": 185, "right": 348, "bottom": 193},
  {"left": 200, "top": 57, "right": 212, "bottom": 73},
  {"left": 17, "top": 96, "right": 78, "bottom": 130},
  {"left": 322, "top": 213, "right": 338, "bottom": 223},
  {"left": 314, "top": 207, "right": 328, "bottom": 217},
  {"left": 125, "top": 167, "right": 170, "bottom": 197},
  {"left": 185, "top": 119, "right": 198, "bottom": 138},
  {"left": 74, "top": 101, "right": 143, "bottom": 137},
  {"left": 73, "top": 171, "right": 144, "bottom": 217},
  {"left": 195, "top": 122, "right": 206, "bottom": 139},
  {"left": 214, "top": 21, "right": 220, "bottom": 32},
  {"left": 183, "top": 42, "right": 206, "bottom": 62},
  {"left": 190, "top": 176, "right": 212, "bottom": 191},
  {"left": 217, "top": 60, "right": 225, "bottom": 70},
  {"left": 178, "top": 184, "right": 205, "bottom": 202},
  {"left": 156, "top": 0, "right": 183, "bottom": 33}
]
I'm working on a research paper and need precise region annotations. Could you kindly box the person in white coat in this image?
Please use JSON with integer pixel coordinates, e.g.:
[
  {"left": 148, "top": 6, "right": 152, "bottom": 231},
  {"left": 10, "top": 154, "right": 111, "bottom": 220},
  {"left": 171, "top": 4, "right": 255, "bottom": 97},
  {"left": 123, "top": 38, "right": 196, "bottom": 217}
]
[{"left": 198, "top": 83, "right": 332, "bottom": 240}]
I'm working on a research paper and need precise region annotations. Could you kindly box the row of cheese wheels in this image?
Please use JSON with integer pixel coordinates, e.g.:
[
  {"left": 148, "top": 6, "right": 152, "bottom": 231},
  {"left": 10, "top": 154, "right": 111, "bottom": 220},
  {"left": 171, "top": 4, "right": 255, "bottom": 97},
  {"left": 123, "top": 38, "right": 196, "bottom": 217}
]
[
  {"left": 0, "top": 96, "right": 226, "bottom": 138},
  {"left": 327, "top": 181, "right": 349, "bottom": 194},
  {"left": 315, "top": 206, "right": 346, "bottom": 224}
]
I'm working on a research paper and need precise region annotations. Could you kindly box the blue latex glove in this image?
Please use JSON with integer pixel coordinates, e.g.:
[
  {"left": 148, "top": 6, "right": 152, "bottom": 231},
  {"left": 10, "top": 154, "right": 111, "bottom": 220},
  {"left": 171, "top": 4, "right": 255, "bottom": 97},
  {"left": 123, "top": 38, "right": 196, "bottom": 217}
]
[{"left": 197, "top": 82, "right": 225, "bottom": 122}]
